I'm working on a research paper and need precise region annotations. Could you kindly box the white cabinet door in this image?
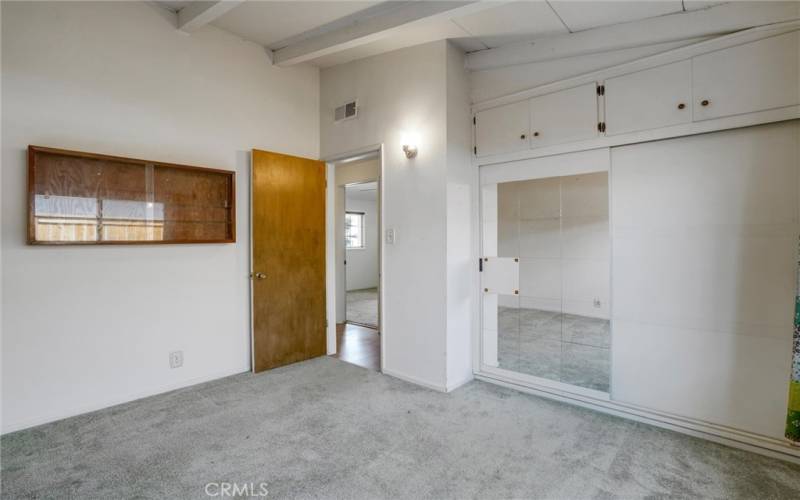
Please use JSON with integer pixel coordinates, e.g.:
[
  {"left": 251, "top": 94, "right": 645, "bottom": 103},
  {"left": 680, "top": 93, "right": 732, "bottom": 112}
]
[
  {"left": 475, "top": 100, "right": 529, "bottom": 157},
  {"left": 693, "top": 31, "right": 800, "bottom": 121},
  {"left": 605, "top": 60, "right": 692, "bottom": 136},
  {"left": 529, "top": 83, "right": 598, "bottom": 148}
]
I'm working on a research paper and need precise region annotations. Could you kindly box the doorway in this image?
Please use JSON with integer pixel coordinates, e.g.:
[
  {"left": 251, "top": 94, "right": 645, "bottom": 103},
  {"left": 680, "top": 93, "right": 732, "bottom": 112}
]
[
  {"left": 250, "top": 148, "right": 383, "bottom": 374},
  {"left": 328, "top": 153, "right": 382, "bottom": 371}
]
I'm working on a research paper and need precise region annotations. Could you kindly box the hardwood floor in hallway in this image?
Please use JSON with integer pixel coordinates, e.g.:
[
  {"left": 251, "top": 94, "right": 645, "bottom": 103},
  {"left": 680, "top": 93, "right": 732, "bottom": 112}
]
[{"left": 333, "top": 323, "right": 380, "bottom": 371}]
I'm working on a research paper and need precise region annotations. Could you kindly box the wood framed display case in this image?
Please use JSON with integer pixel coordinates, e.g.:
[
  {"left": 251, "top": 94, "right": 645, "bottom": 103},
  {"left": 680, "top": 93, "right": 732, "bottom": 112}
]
[{"left": 27, "top": 146, "right": 235, "bottom": 245}]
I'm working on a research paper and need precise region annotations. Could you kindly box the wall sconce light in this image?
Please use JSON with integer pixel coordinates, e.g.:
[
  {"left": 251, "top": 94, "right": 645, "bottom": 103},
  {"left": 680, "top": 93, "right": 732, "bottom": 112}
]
[
  {"left": 401, "top": 131, "right": 419, "bottom": 159},
  {"left": 402, "top": 144, "right": 418, "bottom": 159}
]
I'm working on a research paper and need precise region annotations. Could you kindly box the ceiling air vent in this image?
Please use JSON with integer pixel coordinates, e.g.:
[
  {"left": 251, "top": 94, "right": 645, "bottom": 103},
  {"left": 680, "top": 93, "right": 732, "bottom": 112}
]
[{"left": 334, "top": 100, "right": 357, "bottom": 123}]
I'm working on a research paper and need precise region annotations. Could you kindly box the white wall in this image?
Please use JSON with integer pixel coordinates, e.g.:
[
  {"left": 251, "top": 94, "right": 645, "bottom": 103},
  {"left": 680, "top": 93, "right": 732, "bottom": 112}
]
[
  {"left": 344, "top": 195, "right": 379, "bottom": 291},
  {"left": 1, "top": 1, "right": 319, "bottom": 433},
  {"left": 334, "top": 158, "right": 379, "bottom": 323},
  {"left": 321, "top": 40, "right": 473, "bottom": 391},
  {"left": 445, "top": 43, "right": 475, "bottom": 390}
]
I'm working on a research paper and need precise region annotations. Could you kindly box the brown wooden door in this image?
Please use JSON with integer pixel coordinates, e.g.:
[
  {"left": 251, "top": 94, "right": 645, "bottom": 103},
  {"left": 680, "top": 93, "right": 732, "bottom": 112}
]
[{"left": 251, "top": 149, "right": 326, "bottom": 372}]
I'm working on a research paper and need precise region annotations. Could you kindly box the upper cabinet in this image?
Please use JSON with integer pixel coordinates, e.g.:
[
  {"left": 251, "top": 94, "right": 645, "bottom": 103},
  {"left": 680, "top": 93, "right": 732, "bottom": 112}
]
[
  {"left": 473, "top": 30, "right": 800, "bottom": 160},
  {"left": 529, "top": 83, "right": 599, "bottom": 148},
  {"left": 692, "top": 32, "right": 799, "bottom": 121},
  {"left": 475, "top": 100, "right": 529, "bottom": 157},
  {"left": 605, "top": 60, "right": 692, "bottom": 136}
]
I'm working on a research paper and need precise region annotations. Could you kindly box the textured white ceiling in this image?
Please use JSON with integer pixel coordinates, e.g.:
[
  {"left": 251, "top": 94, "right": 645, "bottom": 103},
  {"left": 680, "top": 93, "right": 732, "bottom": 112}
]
[
  {"left": 346, "top": 181, "right": 378, "bottom": 201},
  {"left": 210, "top": 1, "right": 381, "bottom": 48},
  {"left": 453, "top": 1, "right": 569, "bottom": 49},
  {"left": 547, "top": 1, "right": 684, "bottom": 32},
  {"left": 154, "top": 1, "right": 738, "bottom": 67}
]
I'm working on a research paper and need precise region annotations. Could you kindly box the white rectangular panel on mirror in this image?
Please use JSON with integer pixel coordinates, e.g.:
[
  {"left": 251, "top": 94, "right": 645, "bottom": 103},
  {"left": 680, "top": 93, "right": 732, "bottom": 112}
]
[{"left": 481, "top": 257, "right": 519, "bottom": 295}]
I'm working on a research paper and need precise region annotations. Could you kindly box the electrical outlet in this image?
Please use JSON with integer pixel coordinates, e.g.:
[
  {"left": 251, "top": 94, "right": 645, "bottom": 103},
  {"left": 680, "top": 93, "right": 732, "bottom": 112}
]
[
  {"left": 169, "top": 350, "right": 183, "bottom": 369},
  {"left": 593, "top": 298, "right": 602, "bottom": 308},
  {"left": 385, "top": 228, "right": 396, "bottom": 245}
]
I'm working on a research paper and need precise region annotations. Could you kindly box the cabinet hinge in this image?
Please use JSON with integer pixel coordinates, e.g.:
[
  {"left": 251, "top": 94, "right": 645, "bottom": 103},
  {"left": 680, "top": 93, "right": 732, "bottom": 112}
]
[
  {"left": 474, "top": 146, "right": 477, "bottom": 155},
  {"left": 478, "top": 258, "right": 483, "bottom": 272},
  {"left": 597, "top": 84, "right": 605, "bottom": 96},
  {"left": 598, "top": 122, "right": 606, "bottom": 133}
]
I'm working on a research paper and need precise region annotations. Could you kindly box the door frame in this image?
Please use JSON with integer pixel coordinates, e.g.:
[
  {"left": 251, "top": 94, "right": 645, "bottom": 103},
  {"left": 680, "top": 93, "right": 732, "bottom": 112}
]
[{"left": 324, "top": 144, "right": 385, "bottom": 370}]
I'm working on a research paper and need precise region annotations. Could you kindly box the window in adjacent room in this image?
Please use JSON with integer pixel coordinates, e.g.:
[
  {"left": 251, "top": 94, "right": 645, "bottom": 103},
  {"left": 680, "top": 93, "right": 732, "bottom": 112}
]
[{"left": 345, "top": 211, "right": 365, "bottom": 249}]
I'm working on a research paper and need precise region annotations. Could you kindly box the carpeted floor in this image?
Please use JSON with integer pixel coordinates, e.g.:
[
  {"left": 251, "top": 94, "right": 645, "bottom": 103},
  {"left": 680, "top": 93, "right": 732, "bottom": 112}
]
[
  {"left": 346, "top": 287, "right": 378, "bottom": 327},
  {"left": 2, "top": 357, "right": 800, "bottom": 499}
]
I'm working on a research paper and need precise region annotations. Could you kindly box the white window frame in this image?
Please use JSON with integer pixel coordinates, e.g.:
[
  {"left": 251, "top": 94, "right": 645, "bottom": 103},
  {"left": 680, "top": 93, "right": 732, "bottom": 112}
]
[{"left": 345, "top": 211, "right": 366, "bottom": 250}]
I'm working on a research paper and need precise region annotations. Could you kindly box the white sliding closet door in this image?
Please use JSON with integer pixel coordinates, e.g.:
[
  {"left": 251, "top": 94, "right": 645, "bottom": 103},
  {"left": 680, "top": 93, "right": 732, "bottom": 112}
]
[{"left": 611, "top": 121, "right": 799, "bottom": 438}]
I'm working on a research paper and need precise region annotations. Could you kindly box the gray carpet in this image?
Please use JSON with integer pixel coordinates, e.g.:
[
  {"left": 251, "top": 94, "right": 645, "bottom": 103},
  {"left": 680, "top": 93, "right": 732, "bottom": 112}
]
[
  {"left": 346, "top": 288, "right": 378, "bottom": 327},
  {"left": 498, "top": 307, "right": 611, "bottom": 392},
  {"left": 2, "top": 356, "right": 800, "bottom": 499}
]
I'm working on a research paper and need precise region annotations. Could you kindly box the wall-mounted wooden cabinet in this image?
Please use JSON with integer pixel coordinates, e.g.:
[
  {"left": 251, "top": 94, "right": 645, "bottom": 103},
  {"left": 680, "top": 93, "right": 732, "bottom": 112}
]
[
  {"left": 475, "top": 100, "right": 529, "bottom": 157},
  {"left": 474, "top": 83, "right": 598, "bottom": 157},
  {"left": 28, "top": 146, "right": 236, "bottom": 245},
  {"left": 692, "top": 32, "right": 799, "bottom": 121},
  {"left": 529, "top": 83, "right": 598, "bottom": 148},
  {"left": 605, "top": 60, "right": 693, "bottom": 136},
  {"left": 474, "top": 30, "right": 800, "bottom": 160}
]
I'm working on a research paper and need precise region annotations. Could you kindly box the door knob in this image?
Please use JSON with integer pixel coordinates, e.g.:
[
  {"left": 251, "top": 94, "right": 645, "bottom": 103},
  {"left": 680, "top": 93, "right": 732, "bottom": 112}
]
[{"left": 251, "top": 272, "right": 266, "bottom": 280}]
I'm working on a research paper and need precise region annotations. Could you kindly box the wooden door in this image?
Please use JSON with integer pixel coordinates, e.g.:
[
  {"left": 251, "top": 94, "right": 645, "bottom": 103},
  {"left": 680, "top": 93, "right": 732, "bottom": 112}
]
[
  {"left": 251, "top": 149, "right": 326, "bottom": 372},
  {"left": 692, "top": 32, "right": 799, "bottom": 121},
  {"left": 605, "top": 60, "right": 692, "bottom": 136},
  {"left": 475, "top": 100, "right": 530, "bottom": 157},
  {"left": 529, "top": 83, "right": 598, "bottom": 148}
]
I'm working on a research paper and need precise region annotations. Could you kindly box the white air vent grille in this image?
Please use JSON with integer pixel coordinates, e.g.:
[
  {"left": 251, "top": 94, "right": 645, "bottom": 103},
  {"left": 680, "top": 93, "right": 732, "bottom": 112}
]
[{"left": 334, "top": 100, "right": 357, "bottom": 122}]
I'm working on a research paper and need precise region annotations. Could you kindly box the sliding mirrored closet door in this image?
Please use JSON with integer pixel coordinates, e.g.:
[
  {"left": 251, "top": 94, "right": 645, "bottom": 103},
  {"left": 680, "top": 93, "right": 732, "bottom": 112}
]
[{"left": 481, "top": 152, "right": 611, "bottom": 394}]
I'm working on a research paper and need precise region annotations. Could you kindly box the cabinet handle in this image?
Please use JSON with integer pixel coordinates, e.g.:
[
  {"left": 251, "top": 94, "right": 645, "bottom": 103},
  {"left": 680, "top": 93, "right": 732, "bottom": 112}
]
[
  {"left": 701, "top": 99, "right": 710, "bottom": 107},
  {"left": 533, "top": 131, "right": 540, "bottom": 137},
  {"left": 677, "top": 103, "right": 686, "bottom": 110},
  {"left": 520, "top": 134, "right": 526, "bottom": 140}
]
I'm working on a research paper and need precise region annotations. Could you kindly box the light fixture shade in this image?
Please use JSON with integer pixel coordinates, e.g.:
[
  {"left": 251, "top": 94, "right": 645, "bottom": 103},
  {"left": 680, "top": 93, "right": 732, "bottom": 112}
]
[
  {"left": 401, "top": 130, "right": 420, "bottom": 159},
  {"left": 402, "top": 144, "right": 418, "bottom": 158}
]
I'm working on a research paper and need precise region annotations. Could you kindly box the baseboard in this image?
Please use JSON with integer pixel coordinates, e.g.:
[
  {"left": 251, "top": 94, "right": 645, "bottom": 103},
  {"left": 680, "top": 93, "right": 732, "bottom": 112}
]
[
  {"left": 2, "top": 367, "right": 248, "bottom": 435},
  {"left": 475, "top": 372, "right": 800, "bottom": 465},
  {"left": 446, "top": 374, "right": 474, "bottom": 393},
  {"left": 382, "top": 368, "right": 447, "bottom": 392}
]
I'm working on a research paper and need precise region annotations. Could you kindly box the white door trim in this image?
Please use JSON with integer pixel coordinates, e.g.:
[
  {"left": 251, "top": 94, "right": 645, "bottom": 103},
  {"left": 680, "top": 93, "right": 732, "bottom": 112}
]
[{"left": 324, "top": 145, "right": 385, "bottom": 371}]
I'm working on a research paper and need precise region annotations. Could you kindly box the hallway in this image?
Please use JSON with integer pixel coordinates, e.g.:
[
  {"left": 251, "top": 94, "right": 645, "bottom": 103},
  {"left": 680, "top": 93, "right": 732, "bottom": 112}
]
[{"left": 333, "top": 323, "right": 380, "bottom": 371}]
